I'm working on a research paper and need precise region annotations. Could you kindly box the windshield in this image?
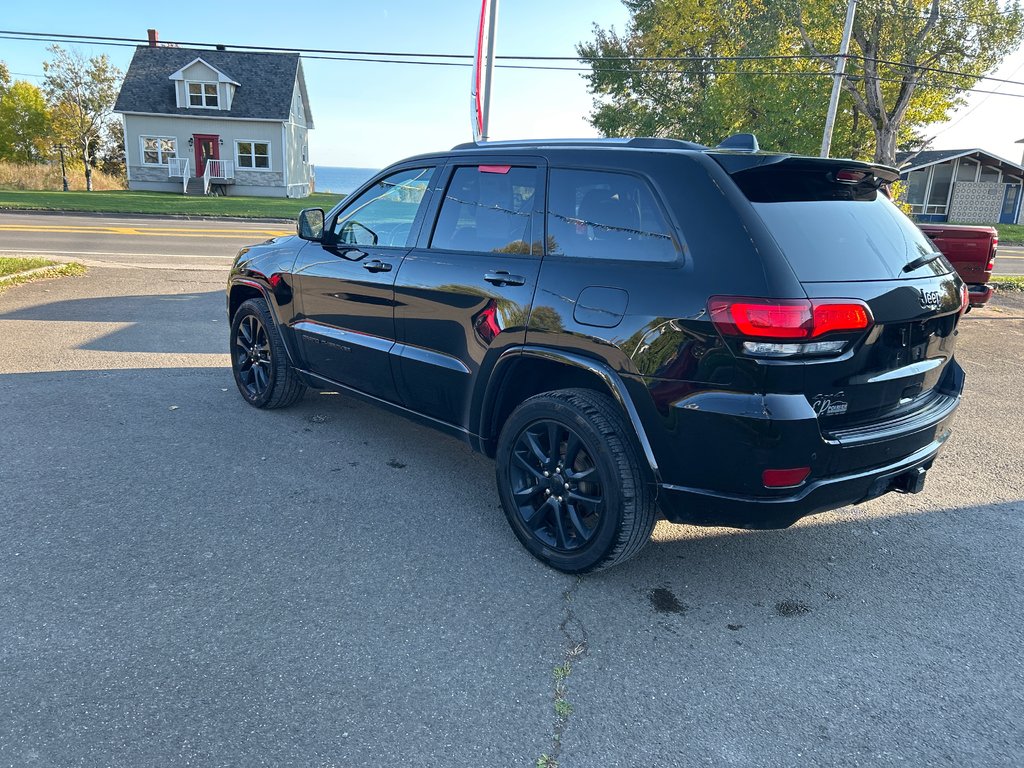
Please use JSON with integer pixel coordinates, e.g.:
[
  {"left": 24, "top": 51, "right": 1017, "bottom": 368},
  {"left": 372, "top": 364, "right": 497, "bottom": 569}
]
[{"left": 752, "top": 196, "right": 951, "bottom": 282}]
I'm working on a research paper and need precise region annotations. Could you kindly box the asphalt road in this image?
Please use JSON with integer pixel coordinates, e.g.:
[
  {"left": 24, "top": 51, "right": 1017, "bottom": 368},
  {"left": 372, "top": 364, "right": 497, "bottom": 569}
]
[
  {"left": 996, "top": 246, "right": 1024, "bottom": 275},
  {"left": 1, "top": 210, "right": 1023, "bottom": 275},
  {"left": 0, "top": 211, "right": 290, "bottom": 272},
  {"left": 0, "top": 214, "right": 1022, "bottom": 767}
]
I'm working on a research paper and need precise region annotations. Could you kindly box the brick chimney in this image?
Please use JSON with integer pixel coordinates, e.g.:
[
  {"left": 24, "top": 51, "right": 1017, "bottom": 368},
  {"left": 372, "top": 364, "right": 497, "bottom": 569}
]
[{"left": 147, "top": 29, "right": 159, "bottom": 47}]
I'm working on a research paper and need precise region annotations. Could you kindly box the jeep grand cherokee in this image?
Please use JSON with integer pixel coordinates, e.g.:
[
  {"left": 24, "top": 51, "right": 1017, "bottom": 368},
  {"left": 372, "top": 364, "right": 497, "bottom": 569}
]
[{"left": 226, "top": 136, "right": 966, "bottom": 572}]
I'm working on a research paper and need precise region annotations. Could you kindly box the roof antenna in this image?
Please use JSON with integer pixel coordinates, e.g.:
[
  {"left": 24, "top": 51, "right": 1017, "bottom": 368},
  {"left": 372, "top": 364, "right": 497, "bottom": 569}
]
[
  {"left": 716, "top": 133, "right": 760, "bottom": 153},
  {"left": 471, "top": 0, "right": 499, "bottom": 143}
]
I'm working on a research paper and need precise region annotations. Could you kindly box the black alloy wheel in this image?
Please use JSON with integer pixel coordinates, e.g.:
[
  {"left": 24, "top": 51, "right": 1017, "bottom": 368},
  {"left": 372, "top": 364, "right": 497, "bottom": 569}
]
[
  {"left": 234, "top": 313, "right": 272, "bottom": 400},
  {"left": 229, "top": 297, "right": 305, "bottom": 409},
  {"left": 496, "top": 388, "right": 658, "bottom": 573},
  {"left": 509, "top": 420, "right": 604, "bottom": 552}
]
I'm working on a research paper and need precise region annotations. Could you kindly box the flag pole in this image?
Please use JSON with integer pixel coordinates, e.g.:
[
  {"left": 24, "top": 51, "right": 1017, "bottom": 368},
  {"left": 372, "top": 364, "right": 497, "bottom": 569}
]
[{"left": 471, "top": 0, "right": 499, "bottom": 143}]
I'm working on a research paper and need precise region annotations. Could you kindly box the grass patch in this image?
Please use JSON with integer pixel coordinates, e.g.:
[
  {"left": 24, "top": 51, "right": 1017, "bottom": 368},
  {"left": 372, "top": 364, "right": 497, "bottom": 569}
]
[
  {"left": 0, "top": 189, "right": 345, "bottom": 220},
  {"left": 0, "top": 256, "right": 55, "bottom": 277},
  {"left": 0, "top": 259, "right": 86, "bottom": 292},
  {"left": 0, "top": 160, "right": 125, "bottom": 192},
  {"left": 991, "top": 276, "right": 1024, "bottom": 292},
  {"left": 995, "top": 223, "right": 1024, "bottom": 244}
]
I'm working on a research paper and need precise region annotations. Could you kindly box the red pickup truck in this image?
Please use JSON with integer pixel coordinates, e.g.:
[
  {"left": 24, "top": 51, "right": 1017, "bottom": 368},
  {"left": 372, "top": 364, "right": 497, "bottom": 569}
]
[{"left": 918, "top": 224, "right": 998, "bottom": 308}]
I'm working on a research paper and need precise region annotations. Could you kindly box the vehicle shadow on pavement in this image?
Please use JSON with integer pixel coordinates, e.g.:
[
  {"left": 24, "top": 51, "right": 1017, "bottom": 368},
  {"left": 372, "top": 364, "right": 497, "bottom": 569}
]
[{"left": 0, "top": 290, "right": 227, "bottom": 354}]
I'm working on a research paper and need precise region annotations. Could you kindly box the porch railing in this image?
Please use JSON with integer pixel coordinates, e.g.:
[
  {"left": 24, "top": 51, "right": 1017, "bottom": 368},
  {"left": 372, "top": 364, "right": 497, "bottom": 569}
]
[
  {"left": 167, "top": 158, "right": 189, "bottom": 194},
  {"left": 203, "top": 159, "right": 235, "bottom": 195}
]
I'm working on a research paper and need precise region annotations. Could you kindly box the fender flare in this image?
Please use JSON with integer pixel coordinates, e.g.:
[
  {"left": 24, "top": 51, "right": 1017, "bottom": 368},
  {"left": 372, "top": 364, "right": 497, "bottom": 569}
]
[
  {"left": 482, "top": 345, "right": 660, "bottom": 480},
  {"left": 228, "top": 277, "right": 299, "bottom": 366}
]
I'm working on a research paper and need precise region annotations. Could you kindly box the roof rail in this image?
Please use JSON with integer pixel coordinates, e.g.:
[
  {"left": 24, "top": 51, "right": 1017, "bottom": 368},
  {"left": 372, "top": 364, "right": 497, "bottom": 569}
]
[{"left": 450, "top": 137, "right": 707, "bottom": 151}]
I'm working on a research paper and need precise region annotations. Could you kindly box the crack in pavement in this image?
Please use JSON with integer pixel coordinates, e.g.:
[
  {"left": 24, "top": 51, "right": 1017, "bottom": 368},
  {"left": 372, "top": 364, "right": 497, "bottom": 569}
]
[{"left": 537, "top": 576, "right": 589, "bottom": 768}]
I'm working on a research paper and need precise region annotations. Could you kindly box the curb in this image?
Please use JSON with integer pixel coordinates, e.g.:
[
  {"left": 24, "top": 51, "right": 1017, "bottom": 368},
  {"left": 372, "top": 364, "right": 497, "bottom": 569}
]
[{"left": 0, "top": 207, "right": 296, "bottom": 225}]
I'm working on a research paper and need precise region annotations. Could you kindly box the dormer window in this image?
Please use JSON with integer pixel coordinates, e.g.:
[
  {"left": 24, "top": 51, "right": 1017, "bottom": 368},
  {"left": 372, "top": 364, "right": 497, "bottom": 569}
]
[{"left": 187, "top": 81, "right": 219, "bottom": 108}]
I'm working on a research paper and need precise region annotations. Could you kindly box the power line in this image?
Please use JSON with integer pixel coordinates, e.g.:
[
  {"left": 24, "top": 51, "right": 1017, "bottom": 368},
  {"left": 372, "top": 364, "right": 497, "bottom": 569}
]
[
  {"left": 4, "top": 28, "right": 1024, "bottom": 100},
  {"left": 3, "top": 27, "right": 1022, "bottom": 87},
  {"left": 0, "top": 28, "right": 836, "bottom": 62}
]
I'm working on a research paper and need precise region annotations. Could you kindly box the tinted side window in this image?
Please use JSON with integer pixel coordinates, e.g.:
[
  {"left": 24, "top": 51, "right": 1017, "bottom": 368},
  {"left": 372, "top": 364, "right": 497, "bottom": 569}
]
[
  {"left": 547, "top": 169, "right": 680, "bottom": 262},
  {"left": 331, "top": 167, "right": 433, "bottom": 248},
  {"left": 430, "top": 166, "right": 538, "bottom": 254}
]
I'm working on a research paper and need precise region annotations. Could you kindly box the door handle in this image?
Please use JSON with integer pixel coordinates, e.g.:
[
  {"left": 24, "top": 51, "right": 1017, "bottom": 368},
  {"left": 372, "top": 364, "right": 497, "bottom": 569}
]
[
  {"left": 484, "top": 271, "right": 525, "bottom": 287},
  {"left": 362, "top": 259, "right": 393, "bottom": 273}
]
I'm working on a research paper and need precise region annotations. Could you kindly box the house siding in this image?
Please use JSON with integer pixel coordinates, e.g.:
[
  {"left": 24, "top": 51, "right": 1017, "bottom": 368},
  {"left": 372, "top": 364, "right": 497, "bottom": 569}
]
[
  {"left": 123, "top": 113, "right": 309, "bottom": 197},
  {"left": 948, "top": 182, "right": 1006, "bottom": 224},
  {"left": 285, "top": 122, "right": 310, "bottom": 197}
]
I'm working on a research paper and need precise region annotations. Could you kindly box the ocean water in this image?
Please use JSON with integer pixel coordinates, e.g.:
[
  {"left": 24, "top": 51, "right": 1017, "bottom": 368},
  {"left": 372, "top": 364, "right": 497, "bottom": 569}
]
[{"left": 312, "top": 166, "right": 379, "bottom": 195}]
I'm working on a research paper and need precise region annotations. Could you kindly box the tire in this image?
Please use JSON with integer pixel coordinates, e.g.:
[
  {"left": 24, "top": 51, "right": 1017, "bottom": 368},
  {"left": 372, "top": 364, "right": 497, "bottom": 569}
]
[
  {"left": 495, "top": 388, "right": 658, "bottom": 573},
  {"left": 230, "top": 297, "right": 305, "bottom": 409}
]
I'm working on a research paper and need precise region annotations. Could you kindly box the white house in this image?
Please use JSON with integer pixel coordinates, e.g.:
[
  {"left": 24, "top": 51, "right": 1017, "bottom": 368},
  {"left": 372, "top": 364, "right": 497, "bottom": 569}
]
[
  {"left": 114, "top": 32, "right": 314, "bottom": 198},
  {"left": 897, "top": 149, "right": 1024, "bottom": 225}
]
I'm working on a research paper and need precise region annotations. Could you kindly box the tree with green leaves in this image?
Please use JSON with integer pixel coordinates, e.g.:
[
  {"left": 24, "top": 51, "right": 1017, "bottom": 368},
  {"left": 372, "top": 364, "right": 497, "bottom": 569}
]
[
  {"left": 579, "top": 0, "right": 1024, "bottom": 165},
  {"left": 42, "top": 45, "right": 122, "bottom": 191},
  {"left": 795, "top": 0, "right": 1023, "bottom": 165},
  {"left": 0, "top": 79, "right": 51, "bottom": 162}
]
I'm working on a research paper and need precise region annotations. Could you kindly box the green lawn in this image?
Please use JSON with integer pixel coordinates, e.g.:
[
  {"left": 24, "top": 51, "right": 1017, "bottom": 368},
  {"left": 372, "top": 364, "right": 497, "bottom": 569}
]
[
  {"left": 995, "top": 223, "right": 1024, "bottom": 244},
  {"left": 0, "top": 189, "right": 345, "bottom": 220}
]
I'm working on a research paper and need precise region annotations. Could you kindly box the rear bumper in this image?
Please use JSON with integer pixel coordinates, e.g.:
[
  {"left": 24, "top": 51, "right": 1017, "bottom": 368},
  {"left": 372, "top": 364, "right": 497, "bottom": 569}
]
[
  {"left": 657, "top": 434, "right": 948, "bottom": 529},
  {"left": 968, "top": 283, "right": 993, "bottom": 308},
  {"left": 650, "top": 358, "right": 964, "bottom": 529}
]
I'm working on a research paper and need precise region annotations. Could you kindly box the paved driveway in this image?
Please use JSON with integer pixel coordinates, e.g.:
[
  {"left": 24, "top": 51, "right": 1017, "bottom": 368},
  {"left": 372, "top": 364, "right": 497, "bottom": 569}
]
[{"left": 1, "top": 264, "right": 1022, "bottom": 767}]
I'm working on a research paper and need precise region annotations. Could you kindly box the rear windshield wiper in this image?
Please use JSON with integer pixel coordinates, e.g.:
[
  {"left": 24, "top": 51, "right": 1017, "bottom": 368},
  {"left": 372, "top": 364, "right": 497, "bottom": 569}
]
[{"left": 901, "top": 251, "right": 943, "bottom": 274}]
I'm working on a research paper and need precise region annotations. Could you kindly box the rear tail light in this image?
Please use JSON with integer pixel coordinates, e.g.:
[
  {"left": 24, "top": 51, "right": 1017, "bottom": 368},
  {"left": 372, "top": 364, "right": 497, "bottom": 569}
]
[
  {"left": 763, "top": 467, "right": 811, "bottom": 488},
  {"left": 988, "top": 238, "right": 997, "bottom": 271},
  {"left": 960, "top": 283, "right": 969, "bottom": 315},
  {"left": 709, "top": 297, "right": 872, "bottom": 357},
  {"left": 835, "top": 169, "right": 869, "bottom": 184}
]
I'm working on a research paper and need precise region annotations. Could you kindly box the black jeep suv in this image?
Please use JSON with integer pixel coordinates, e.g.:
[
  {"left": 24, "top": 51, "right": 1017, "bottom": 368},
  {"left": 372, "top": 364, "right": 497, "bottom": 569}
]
[{"left": 227, "top": 136, "right": 966, "bottom": 572}]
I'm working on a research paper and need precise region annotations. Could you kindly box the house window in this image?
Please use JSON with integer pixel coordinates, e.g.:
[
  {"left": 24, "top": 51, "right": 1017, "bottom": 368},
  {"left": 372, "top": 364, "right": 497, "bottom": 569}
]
[
  {"left": 925, "top": 164, "right": 954, "bottom": 215},
  {"left": 979, "top": 166, "right": 1001, "bottom": 184},
  {"left": 187, "top": 81, "right": 219, "bottom": 108},
  {"left": 141, "top": 136, "right": 177, "bottom": 165},
  {"left": 905, "top": 169, "right": 929, "bottom": 214},
  {"left": 236, "top": 141, "right": 270, "bottom": 170},
  {"left": 955, "top": 160, "right": 978, "bottom": 183}
]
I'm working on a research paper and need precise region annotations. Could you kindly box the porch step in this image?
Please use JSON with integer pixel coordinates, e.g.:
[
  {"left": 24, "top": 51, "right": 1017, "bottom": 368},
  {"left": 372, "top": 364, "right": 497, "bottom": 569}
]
[{"left": 183, "top": 177, "right": 206, "bottom": 196}]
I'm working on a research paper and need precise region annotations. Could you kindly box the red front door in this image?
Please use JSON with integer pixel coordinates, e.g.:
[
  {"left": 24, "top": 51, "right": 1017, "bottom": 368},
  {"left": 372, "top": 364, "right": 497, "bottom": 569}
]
[{"left": 193, "top": 134, "right": 219, "bottom": 175}]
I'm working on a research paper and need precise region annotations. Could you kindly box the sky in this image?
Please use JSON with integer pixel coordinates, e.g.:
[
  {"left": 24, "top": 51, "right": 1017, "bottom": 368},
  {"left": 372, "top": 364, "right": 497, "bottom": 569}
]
[{"left": 1, "top": 0, "right": 1022, "bottom": 169}]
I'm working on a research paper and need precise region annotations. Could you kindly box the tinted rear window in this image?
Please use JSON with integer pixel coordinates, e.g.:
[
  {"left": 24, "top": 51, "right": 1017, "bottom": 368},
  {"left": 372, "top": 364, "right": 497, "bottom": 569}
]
[{"left": 752, "top": 197, "right": 949, "bottom": 282}]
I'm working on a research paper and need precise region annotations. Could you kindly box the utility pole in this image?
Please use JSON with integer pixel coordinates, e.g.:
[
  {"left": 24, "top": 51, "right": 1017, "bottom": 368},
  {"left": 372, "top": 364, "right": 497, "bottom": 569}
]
[
  {"left": 53, "top": 143, "right": 69, "bottom": 192},
  {"left": 820, "top": 0, "right": 858, "bottom": 158}
]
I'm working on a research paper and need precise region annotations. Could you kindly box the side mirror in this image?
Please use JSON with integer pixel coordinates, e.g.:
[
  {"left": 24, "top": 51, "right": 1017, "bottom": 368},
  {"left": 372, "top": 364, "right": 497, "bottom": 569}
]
[{"left": 297, "top": 208, "right": 325, "bottom": 242}]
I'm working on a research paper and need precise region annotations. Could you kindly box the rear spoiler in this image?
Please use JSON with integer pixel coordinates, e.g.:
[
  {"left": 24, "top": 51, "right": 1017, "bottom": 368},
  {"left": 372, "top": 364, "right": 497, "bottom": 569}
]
[{"left": 709, "top": 153, "right": 900, "bottom": 185}]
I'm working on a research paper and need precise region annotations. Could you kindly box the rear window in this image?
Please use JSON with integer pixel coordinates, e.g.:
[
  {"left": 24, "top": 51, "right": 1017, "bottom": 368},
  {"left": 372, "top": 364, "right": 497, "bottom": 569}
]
[
  {"left": 732, "top": 165, "right": 949, "bottom": 282},
  {"left": 752, "top": 197, "right": 949, "bottom": 282}
]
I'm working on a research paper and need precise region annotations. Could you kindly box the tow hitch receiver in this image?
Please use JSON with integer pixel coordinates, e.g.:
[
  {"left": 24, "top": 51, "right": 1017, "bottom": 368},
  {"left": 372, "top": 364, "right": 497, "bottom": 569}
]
[{"left": 892, "top": 466, "right": 928, "bottom": 494}]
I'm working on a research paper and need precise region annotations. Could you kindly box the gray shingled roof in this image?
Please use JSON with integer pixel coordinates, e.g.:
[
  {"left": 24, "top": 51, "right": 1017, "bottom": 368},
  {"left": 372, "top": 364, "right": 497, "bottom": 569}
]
[
  {"left": 896, "top": 149, "right": 976, "bottom": 170},
  {"left": 896, "top": 148, "right": 1023, "bottom": 173},
  {"left": 114, "top": 46, "right": 311, "bottom": 124}
]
